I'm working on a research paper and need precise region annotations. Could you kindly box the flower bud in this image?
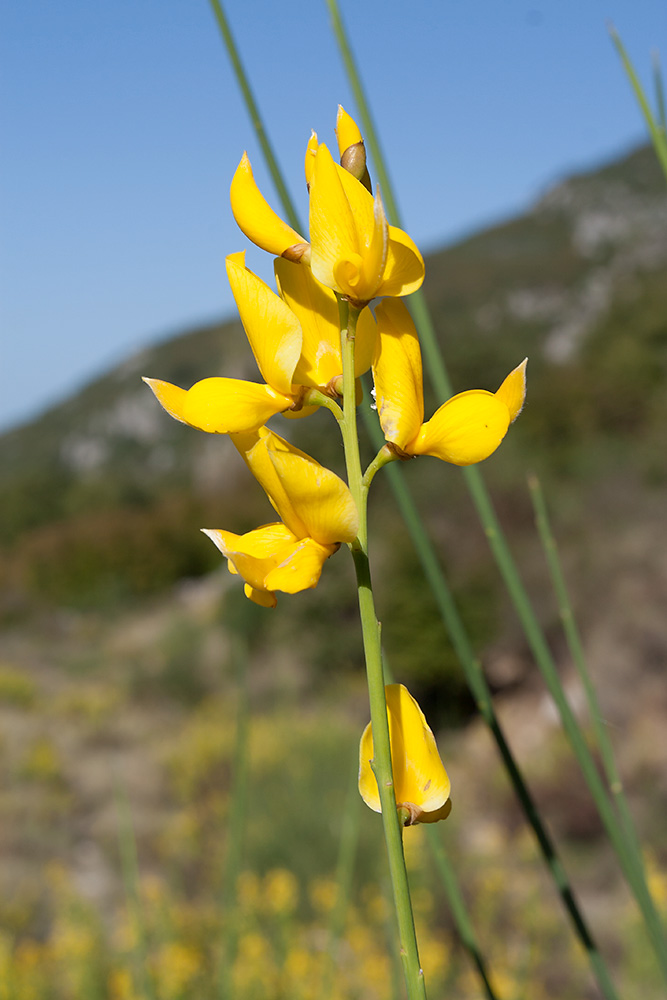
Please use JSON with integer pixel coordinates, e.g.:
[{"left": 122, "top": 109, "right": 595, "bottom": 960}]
[{"left": 336, "top": 105, "right": 371, "bottom": 193}]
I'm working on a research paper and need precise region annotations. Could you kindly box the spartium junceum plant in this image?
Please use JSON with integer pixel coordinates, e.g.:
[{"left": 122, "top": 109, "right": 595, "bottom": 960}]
[{"left": 145, "top": 105, "right": 526, "bottom": 999}]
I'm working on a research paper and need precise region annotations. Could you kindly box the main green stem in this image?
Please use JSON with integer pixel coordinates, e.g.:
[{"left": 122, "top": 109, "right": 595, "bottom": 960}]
[{"left": 338, "top": 297, "right": 427, "bottom": 1000}]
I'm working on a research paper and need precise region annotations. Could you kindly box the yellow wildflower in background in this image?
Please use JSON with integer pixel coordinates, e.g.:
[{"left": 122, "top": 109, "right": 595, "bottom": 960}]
[
  {"left": 359, "top": 684, "right": 451, "bottom": 825},
  {"left": 373, "top": 297, "right": 527, "bottom": 465}
]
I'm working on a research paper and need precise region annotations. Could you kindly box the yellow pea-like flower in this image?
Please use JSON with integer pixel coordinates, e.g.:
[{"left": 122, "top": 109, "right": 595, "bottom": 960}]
[
  {"left": 203, "top": 428, "right": 359, "bottom": 607},
  {"left": 359, "top": 684, "right": 451, "bottom": 825},
  {"left": 373, "top": 298, "right": 527, "bottom": 465},
  {"left": 229, "top": 109, "right": 423, "bottom": 306},
  {"left": 309, "top": 144, "right": 424, "bottom": 305}
]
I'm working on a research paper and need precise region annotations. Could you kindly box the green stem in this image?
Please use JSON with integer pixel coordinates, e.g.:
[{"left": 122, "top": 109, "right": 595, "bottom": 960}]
[
  {"left": 114, "top": 781, "right": 157, "bottom": 1000},
  {"left": 425, "top": 827, "right": 498, "bottom": 1000},
  {"left": 321, "top": 764, "right": 362, "bottom": 1000},
  {"left": 207, "top": 0, "right": 302, "bottom": 232},
  {"left": 325, "top": 2, "right": 666, "bottom": 980},
  {"left": 302, "top": 387, "right": 344, "bottom": 423},
  {"left": 339, "top": 299, "right": 426, "bottom": 999},
  {"left": 219, "top": 632, "right": 250, "bottom": 1000},
  {"left": 528, "top": 477, "right": 657, "bottom": 894},
  {"left": 653, "top": 49, "right": 667, "bottom": 133},
  {"left": 362, "top": 443, "right": 399, "bottom": 494},
  {"left": 610, "top": 27, "right": 667, "bottom": 184}
]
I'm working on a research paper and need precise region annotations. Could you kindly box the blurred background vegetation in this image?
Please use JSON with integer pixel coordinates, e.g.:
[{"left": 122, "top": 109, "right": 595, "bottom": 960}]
[{"left": 0, "top": 143, "right": 666, "bottom": 997}]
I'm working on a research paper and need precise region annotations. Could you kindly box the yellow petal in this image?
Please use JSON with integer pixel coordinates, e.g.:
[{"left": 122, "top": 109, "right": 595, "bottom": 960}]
[
  {"left": 335, "top": 105, "right": 363, "bottom": 155},
  {"left": 244, "top": 584, "right": 277, "bottom": 608},
  {"left": 274, "top": 257, "right": 342, "bottom": 389},
  {"left": 267, "top": 443, "right": 359, "bottom": 546},
  {"left": 234, "top": 427, "right": 358, "bottom": 545},
  {"left": 144, "top": 376, "right": 291, "bottom": 433},
  {"left": 309, "top": 144, "right": 361, "bottom": 296},
  {"left": 358, "top": 684, "right": 451, "bottom": 822},
  {"left": 378, "top": 225, "right": 425, "bottom": 298},
  {"left": 142, "top": 377, "right": 188, "bottom": 424},
  {"left": 333, "top": 162, "right": 386, "bottom": 302},
  {"left": 354, "top": 306, "right": 378, "bottom": 378},
  {"left": 202, "top": 525, "right": 333, "bottom": 601},
  {"left": 358, "top": 187, "right": 388, "bottom": 300},
  {"left": 414, "top": 389, "right": 511, "bottom": 465},
  {"left": 231, "top": 428, "right": 310, "bottom": 539},
  {"left": 226, "top": 252, "right": 302, "bottom": 398},
  {"left": 372, "top": 298, "right": 424, "bottom": 450},
  {"left": 265, "top": 537, "right": 336, "bottom": 593},
  {"left": 495, "top": 358, "right": 528, "bottom": 423},
  {"left": 304, "top": 130, "right": 318, "bottom": 187},
  {"left": 202, "top": 523, "right": 297, "bottom": 591},
  {"left": 230, "top": 152, "right": 307, "bottom": 256}
]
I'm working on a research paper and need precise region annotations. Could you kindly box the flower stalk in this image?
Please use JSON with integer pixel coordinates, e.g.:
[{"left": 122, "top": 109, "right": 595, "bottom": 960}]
[{"left": 337, "top": 298, "right": 427, "bottom": 999}]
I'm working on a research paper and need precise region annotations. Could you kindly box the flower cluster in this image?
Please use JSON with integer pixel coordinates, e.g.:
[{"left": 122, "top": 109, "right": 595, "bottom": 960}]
[
  {"left": 145, "top": 105, "right": 526, "bottom": 608},
  {"left": 145, "top": 106, "right": 525, "bottom": 826}
]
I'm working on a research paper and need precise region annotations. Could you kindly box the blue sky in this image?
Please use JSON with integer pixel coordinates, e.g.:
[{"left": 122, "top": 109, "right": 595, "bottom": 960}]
[{"left": 1, "top": 1, "right": 665, "bottom": 432}]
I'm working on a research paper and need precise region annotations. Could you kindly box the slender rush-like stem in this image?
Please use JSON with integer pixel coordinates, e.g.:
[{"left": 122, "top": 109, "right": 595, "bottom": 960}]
[
  {"left": 326, "top": 1, "right": 667, "bottom": 981},
  {"left": 115, "top": 781, "right": 158, "bottom": 1000},
  {"left": 338, "top": 299, "right": 427, "bottom": 999},
  {"left": 653, "top": 49, "right": 667, "bottom": 133},
  {"left": 207, "top": 0, "right": 302, "bottom": 232},
  {"left": 609, "top": 27, "right": 667, "bottom": 183},
  {"left": 528, "top": 478, "right": 655, "bottom": 882},
  {"left": 321, "top": 764, "right": 362, "bottom": 1000},
  {"left": 425, "top": 828, "right": 498, "bottom": 1000},
  {"left": 218, "top": 632, "right": 250, "bottom": 1000}
]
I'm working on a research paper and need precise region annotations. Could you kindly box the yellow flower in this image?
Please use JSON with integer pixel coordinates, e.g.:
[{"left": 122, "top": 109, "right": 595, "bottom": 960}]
[
  {"left": 144, "top": 252, "right": 376, "bottom": 434},
  {"left": 203, "top": 427, "right": 358, "bottom": 607},
  {"left": 373, "top": 298, "right": 527, "bottom": 465},
  {"left": 309, "top": 143, "right": 424, "bottom": 305},
  {"left": 359, "top": 684, "right": 451, "bottom": 825},
  {"left": 230, "top": 109, "right": 424, "bottom": 306}
]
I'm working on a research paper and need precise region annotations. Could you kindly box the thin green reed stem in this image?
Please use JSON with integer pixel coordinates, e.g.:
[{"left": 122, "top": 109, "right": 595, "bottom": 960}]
[
  {"left": 326, "top": 1, "right": 667, "bottom": 981},
  {"left": 339, "top": 298, "right": 426, "bottom": 1000},
  {"left": 320, "top": 764, "right": 362, "bottom": 1000},
  {"left": 207, "top": 0, "right": 302, "bottom": 233},
  {"left": 528, "top": 478, "right": 655, "bottom": 872},
  {"left": 114, "top": 781, "right": 157, "bottom": 1000},
  {"left": 218, "top": 633, "right": 250, "bottom": 1000},
  {"left": 425, "top": 827, "right": 498, "bottom": 1000},
  {"left": 653, "top": 50, "right": 667, "bottom": 133},
  {"left": 609, "top": 27, "right": 667, "bottom": 183}
]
